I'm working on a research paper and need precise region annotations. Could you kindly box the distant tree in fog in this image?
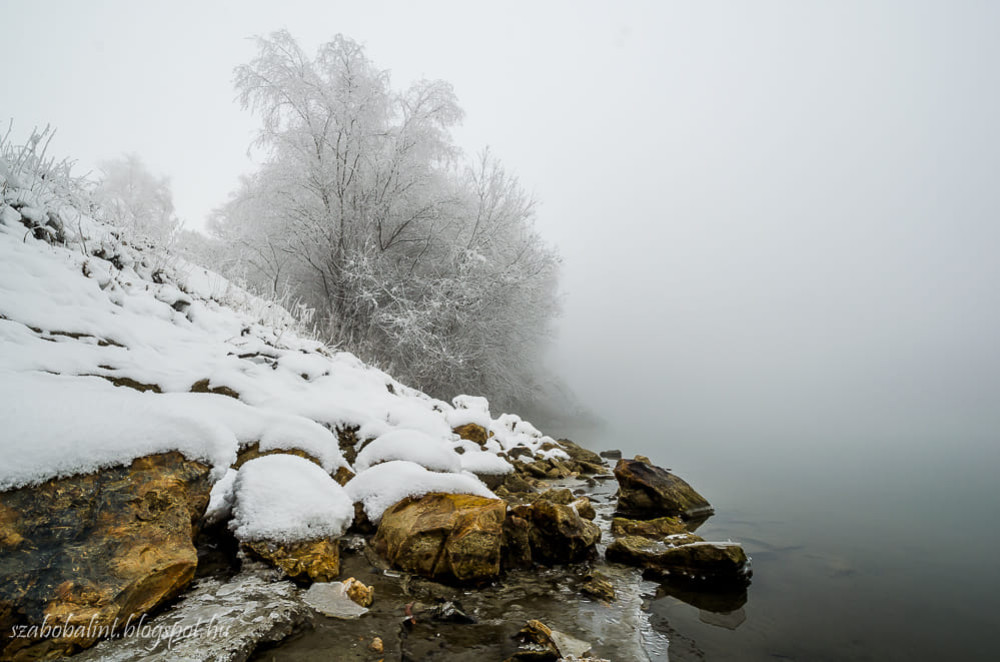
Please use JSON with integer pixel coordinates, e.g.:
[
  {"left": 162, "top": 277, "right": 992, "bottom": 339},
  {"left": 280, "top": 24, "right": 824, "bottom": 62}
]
[
  {"left": 210, "top": 31, "right": 559, "bottom": 407},
  {"left": 95, "top": 154, "right": 179, "bottom": 246}
]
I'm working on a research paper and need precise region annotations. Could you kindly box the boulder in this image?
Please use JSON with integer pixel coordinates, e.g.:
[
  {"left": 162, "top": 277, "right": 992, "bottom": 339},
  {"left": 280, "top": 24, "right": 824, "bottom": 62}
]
[
  {"left": 614, "top": 458, "right": 713, "bottom": 520},
  {"left": 372, "top": 493, "right": 506, "bottom": 584},
  {"left": 611, "top": 515, "right": 700, "bottom": 544},
  {"left": 606, "top": 536, "right": 751, "bottom": 584},
  {"left": 514, "top": 500, "right": 601, "bottom": 565},
  {"left": 243, "top": 538, "right": 340, "bottom": 583},
  {"left": 0, "top": 452, "right": 212, "bottom": 660}
]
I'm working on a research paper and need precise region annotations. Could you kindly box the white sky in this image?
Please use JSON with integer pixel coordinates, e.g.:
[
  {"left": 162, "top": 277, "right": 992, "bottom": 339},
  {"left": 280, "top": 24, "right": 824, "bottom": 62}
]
[{"left": 6, "top": 1, "right": 1000, "bottom": 454}]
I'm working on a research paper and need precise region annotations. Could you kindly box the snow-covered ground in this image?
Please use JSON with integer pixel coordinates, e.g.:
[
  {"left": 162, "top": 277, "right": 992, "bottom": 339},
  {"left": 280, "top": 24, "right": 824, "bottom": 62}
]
[{"left": 0, "top": 162, "right": 562, "bottom": 540}]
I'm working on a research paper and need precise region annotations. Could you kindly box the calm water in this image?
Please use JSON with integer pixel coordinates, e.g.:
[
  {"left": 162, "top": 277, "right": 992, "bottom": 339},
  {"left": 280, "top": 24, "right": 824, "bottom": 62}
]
[{"left": 552, "top": 424, "right": 1000, "bottom": 661}]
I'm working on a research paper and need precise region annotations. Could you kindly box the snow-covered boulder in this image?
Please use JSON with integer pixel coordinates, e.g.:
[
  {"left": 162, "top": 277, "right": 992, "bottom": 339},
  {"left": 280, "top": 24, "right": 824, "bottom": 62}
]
[
  {"left": 372, "top": 492, "right": 507, "bottom": 584},
  {"left": 345, "top": 460, "right": 495, "bottom": 524},
  {"left": 230, "top": 455, "right": 354, "bottom": 583}
]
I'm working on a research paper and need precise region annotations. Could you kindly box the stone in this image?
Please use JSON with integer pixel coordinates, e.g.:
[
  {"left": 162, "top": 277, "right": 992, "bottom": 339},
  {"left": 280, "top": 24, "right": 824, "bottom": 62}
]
[
  {"left": 554, "top": 439, "right": 605, "bottom": 467},
  {"left": 509, "top": 619, "right": 592, "bottom": 661},
  {"left": 613, "top": 458, "right": 714, "bottom": 520},
  {"left": 533, "top": 487, "right": 574, "bottom": 505},
  {"left": 369, "top": 636, "right": 384, "bottom": 653},
  {"left": 571, "top": 497, "right": 597, "bottom": 521},
  {"left": 0, "top": 452, "right": 212, "bottom": 660},
  {"left": 452, "top": 423, "right": 489, "bottom": 445},
  {"left": 501, "top": 513, "right": 534, "bottom": 569},
  {"left": 232, "top": 441, "right": 323, "bottom": 470},
  {"left": 605, "top": 536, "right": 751, "bottom": 584},
  {"left": 243, "top": 537, "right": 340, "bottom": 583},
  {"left": 372, "top": 493, "right": 506, "bottom": 584},
  {"left": 611, "top": 515, "right": 699, "bottom": 543},
  {"left": 342, "top": 577, "right": 374, "bottom": 607},
  {"left": 599, "top": 449, "right": 623, "bottom": 460},
  {"left": 515, "top": 500, "right": 601, "bottom": 565},
  {"left": 581, "top": 571, "right": 616, "bottom": 602}
]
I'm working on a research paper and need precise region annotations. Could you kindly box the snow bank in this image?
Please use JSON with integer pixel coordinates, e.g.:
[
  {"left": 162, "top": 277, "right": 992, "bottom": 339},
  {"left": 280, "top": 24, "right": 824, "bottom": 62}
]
[
  {"left": 229, "top": 455, "right": 354, "bottom": 543},
  {"left": 345, "top": 460, "right": 496, "bottom": 523},
  {"left": 353, "top": 429, "right": 462, "bottom": 474},
  {"left": 0, "top": 174, "right": 558, "bottom": 504}
]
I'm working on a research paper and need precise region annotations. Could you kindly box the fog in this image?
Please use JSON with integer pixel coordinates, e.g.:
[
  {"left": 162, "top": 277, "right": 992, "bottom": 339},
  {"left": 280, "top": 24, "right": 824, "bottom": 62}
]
[{"left": 7, "top": 0, "right": 999, "bottom": 460}]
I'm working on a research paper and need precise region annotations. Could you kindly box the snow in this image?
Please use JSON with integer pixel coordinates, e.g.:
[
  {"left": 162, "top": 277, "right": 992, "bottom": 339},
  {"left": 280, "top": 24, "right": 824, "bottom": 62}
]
[
  {"left": 0, "top": 171, "right": 559, "bottom": 520},
  {"left": 345, "top": 460, "right": 496, "bottom": 523},
  {"left": 205, "top": 468, "right": 237, "bottom": 525},
  {"left": 229, "top": 455, "right": 354, "bottom": 544},
  {"left": 353, "top": 429, "right": 462, "bottom": 474},
  {"left": 459, "top": 449, "right": 514, "bottom": 475}
]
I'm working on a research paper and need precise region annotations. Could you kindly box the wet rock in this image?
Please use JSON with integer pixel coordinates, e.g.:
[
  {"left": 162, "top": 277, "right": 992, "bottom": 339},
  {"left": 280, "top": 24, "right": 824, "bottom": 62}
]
[
  {"left": 613, "top": 458, "right": 714, "bottom": 520},
  {"left": 343, "top": 577, "right": 374, "bottom": 607},
  {"left": 0, "top": 452, "right": 211, "bottom": 660},
  {"left": 369, "top": 636, "right": 384, "bottom": 653},
  {"left": 501, "top": 473, "right": 537, "bottom": 495},
  {"left": 453, "top": 423, "right": 489, "bottom": 445},
  {"left": 555, "top": 439, "right": 604, "bottom": 465},
  {"left": 502, "top": 513, "right": 534, "bottom": 568},
  {"left": 599, "top": 449, "right": 622, "bottom": 461},
  {"left": 611, "top": 515, "right": 699, "bottom": 543},
  {"left": 372, "top": 492, "right": 506, "bottom": 584},
  {"left": 515, "top": 500, "right": 601, "bottom": 565},
  {"left": 606, "top": 536, "right": 751, "bottom": 584},
  {"left": 533, "top": 487, "right": 574, "bottom": 505},
  {"left": 509, "top": 619, "right": 592, "bottom": 661},
  {"left": 581, "top": 571, "right": 616, "bottom": 603},
  {"left": 243, "top": 538, "right": 341, "bottom": 583},
  {"left": 571, "top": 497, "right": 597, "bottom": 521}
]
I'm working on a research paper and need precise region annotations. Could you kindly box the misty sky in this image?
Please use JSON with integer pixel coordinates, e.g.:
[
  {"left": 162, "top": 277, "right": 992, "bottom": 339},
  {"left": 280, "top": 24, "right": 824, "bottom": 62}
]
[{"left": 6, "top": 1, "right": 999, "bottom": 455}]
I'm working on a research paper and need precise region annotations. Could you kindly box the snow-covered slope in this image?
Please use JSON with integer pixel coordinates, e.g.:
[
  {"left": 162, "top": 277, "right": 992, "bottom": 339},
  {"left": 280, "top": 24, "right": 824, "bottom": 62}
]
[{"left": 0, "top": 167, "right": 563, "bottom": 536}]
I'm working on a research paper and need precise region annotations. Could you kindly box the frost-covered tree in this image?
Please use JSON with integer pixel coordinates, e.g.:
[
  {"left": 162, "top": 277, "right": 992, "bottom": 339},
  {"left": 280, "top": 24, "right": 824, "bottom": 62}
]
[
  {"left": 95, "top": 154, "right": 179, "bottom": 246},
  {"left": 212, "top": 31, "right": 559, "bottom": 408}
]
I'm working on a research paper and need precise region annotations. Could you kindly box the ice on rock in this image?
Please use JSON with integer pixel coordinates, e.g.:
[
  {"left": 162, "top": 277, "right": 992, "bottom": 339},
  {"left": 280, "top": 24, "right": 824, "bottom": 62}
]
[
  {"left": 303, "top": 581, "right": 368, "bottom": 619},
  {"left": 229, "top": 455, "right": 354, "bottom": 544}
]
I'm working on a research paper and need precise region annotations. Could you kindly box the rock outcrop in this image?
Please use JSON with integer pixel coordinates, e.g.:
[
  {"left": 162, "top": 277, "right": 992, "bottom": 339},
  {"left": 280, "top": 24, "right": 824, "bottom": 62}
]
[
  {"left": 0, "top": 452, "right": 212, "bottom": 660},
  {"left": 613, "top": 458, "right": 714, "bottom": 520},
  {"left": 606, "top": 536, "right": 751, "bottom": 584},
  {"left": 510, "top": 499, "right": 601, "bottom": 565},
  {"left": 372, "top": 493, "right": 506, "bottom": 584}
]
